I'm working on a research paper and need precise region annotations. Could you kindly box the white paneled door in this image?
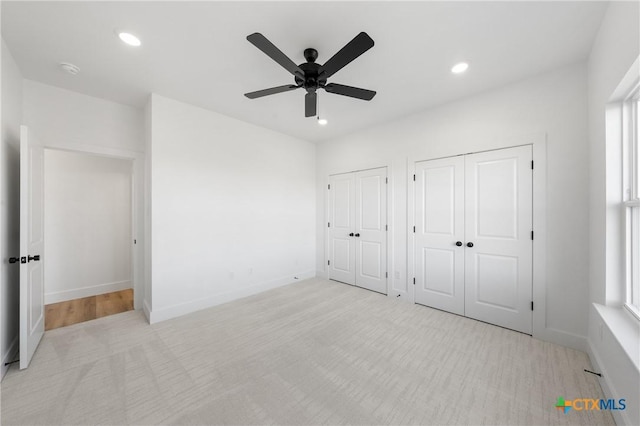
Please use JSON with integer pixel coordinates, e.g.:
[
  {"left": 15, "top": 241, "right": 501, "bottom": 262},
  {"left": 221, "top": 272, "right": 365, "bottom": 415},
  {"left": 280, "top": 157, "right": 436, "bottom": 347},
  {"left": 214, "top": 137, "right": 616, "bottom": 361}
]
[
  {"left": 414, "top": 156, "right": 465, "bottom": 315},
  {"left": 415, "top": 146, "right": 533, "bottom": 334},
  {"left": 19, "top": 126, "right": 45, "bottom": 369},
  {"left": 328, "top": 173, "right": 356, "bottom": 285},
  {"left": 329, "top": 168, "right": 387, "bottom": 294},
  {"left": 464, "top": 146, "right": 532, "bottom": 334}
]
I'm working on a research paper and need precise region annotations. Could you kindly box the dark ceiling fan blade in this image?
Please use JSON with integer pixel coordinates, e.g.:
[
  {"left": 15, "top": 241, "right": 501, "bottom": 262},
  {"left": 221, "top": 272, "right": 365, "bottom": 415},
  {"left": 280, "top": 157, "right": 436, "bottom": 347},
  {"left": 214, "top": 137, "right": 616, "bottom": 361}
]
[
  {"left": 320, "top": 32, "right": 374, "bottom": 79},
  {"left": 324, "top": 83, "right": 376, "bottom": 101},
  {"left": 247, "top": 33, "right": 304, "bottom": 77},
  {"left": 305, "top": 92, "right": 317, "bottom": 117},
  {"left": 244, "top": 85, "right": 300, "bottom": 99}
]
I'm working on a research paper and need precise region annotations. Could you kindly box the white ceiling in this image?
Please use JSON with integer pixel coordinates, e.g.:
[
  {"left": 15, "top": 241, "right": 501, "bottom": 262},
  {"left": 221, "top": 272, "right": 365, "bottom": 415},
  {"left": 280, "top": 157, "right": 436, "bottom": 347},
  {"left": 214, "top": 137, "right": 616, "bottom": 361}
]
[{"left": 2, "top": 1, "right": 608, "bottom": 143}]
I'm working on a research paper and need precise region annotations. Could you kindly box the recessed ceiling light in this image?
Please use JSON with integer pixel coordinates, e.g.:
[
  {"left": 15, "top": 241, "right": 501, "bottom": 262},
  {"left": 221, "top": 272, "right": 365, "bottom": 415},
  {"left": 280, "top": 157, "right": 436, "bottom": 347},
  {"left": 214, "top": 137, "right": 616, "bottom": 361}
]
[
  {"left": 59, "top": 62, "right": 80, "bottom": 75},
  {"left": 318, "top": 118, "right": 328, "bottom": 126},
  {"left": 451, "top": 62, "right": 469, "bottom": 74},
  {"left": 118, "top": 32, "right": 141, "bottom": 47}
]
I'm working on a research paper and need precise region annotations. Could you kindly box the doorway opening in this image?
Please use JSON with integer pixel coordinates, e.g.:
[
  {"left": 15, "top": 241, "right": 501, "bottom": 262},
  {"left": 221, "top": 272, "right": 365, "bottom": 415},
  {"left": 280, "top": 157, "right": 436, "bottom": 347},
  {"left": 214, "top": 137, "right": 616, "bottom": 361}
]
[{"left": 42, "top": 149, "right": 134, "bottom": 330}]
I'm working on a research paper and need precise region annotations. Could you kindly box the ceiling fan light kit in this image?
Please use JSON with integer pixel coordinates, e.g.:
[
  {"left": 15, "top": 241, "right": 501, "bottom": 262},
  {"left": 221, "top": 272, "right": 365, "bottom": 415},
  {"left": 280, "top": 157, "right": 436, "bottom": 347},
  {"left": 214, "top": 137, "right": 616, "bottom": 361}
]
[{"left": 244, "top": 32, "right": 376, "bottom": 118}]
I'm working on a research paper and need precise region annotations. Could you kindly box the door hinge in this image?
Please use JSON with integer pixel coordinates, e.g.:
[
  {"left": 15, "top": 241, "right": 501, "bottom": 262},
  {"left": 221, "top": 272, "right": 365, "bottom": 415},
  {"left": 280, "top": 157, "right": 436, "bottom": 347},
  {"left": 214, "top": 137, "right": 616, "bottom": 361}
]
[
  {"left": 328, "top": 222, "right": 330, "bottom": 228},
  {"left": 385, "top": 272, "right": 388, "bottom": 278},
  {"left": 413, "top": 277, "right": 416, "bottom": 285},
  {"left": 385, "top": 177, "right": 388, "bottom": 184},
  {"left": 134, "top": 239, "right": 137, "bottom": 244},
  {"left": 328, "top": 184, "right": 330, "bottom": 190},
  {"left": 413, "top": 174, "right": 416, "bottom": 181},
  {"left": 413, "top": 226, "right": 416, "bottom": 233},
  {"left": 531, "top": 231, "right": 534, "bottom": 240},
  {"left": 328, "top": 260, "right": 330, "bottom": 266},
  {"left": 385, "top": 224, "right": 388, "bottom": 231},
  {"left": 531, "top": 301, "right": 534, "bottom": 311},
  {"left": 531, "top": 160, "right": 534, "bottom": 170}
]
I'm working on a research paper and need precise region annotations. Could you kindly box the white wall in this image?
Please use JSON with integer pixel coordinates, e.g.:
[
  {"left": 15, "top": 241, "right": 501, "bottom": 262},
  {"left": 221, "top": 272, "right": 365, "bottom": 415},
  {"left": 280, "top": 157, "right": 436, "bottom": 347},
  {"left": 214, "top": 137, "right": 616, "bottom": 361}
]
[
  {"left": 587, "top": 2, "right": 640, "bottom": 425},
  {"left": 317, "top": 62, "right": 589, "bottom": 349},
  {"left": 1, "top": 39, "right": 22, "bottom": 379},
  {"left": 44, "top": 149, "right": 132, "bottom": 304},
  {"left": 588, "top": 2, "right": 639, "bottom": 307},
  {"left": 148, "top": 94, "right": 316, "bottom": 322},
  {"left": 22, "top": 80, "right": 146, "bottom": 310},
  {"left": 23, "top": 80, "right": 143, "bottom": 153}
]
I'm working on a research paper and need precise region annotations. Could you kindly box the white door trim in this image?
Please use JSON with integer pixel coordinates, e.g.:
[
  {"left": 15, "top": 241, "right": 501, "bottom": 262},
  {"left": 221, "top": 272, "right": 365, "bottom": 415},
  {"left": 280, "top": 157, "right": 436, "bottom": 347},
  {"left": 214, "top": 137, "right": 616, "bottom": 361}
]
[
  {"left": 408, "top": 134, "right": 563, "bottom": 344},
  {"left": 32, "top": 140, "right": 145, "bottom": 313}
]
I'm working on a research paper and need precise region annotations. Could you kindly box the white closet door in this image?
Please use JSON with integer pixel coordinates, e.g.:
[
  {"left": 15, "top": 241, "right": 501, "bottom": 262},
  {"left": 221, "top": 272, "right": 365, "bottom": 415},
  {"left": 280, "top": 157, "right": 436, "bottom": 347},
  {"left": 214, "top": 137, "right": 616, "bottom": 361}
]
[
  {"left": 414, "top": 157, "right": 465, "bottom": 315},
  {"left": 355, "top": 168, "right": 387, "bottom": 294},
  {"left": 464, "top": 145, "right": 533, "bottom": 334},
  {"left": 328, "top": 173, "right": 356, "bottom": 285}
]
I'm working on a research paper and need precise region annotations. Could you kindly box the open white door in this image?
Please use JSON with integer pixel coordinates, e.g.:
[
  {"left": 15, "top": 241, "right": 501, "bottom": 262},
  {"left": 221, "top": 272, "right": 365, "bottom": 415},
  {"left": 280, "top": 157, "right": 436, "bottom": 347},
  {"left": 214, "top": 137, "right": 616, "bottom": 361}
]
[{"left": 19, "top": 126, "right": 45, "bottom": 369}]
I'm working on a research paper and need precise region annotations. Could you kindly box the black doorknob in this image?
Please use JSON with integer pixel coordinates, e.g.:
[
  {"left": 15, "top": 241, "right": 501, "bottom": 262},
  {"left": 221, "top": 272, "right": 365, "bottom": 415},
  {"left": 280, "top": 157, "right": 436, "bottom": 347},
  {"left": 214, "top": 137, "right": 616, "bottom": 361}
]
[
  {"left": 455, "top": 241, "right": 462, "bottom": 247},
  {"left": 28, "top": 255, "right": 40, "bottom": 262},
  {"left": 8, "top": 257, "right": 19, "bottom": 264},
  {"left": 467, "top": 242, "right": 474, "bottom": 248},
  {"left": 349, "top": 233, "right": 354, "bottom": 237},
  {"left": 354, "top": 233, "right": 360, "bottom": 237}
]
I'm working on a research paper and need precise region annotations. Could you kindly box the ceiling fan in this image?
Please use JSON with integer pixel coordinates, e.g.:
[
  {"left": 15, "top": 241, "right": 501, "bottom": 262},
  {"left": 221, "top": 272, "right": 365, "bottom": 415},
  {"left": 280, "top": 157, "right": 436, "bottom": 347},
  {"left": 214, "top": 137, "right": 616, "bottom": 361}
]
[{"left": 244, "top": 32, "right": 377, "bottom": 118}]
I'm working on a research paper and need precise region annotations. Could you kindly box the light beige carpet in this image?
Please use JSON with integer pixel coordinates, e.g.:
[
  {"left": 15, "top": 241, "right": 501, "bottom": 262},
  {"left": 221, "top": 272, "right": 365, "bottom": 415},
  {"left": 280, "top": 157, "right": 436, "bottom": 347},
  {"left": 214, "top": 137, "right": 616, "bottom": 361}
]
[{"left": 0, "top": 278, "right": 613, "bottom": 425}]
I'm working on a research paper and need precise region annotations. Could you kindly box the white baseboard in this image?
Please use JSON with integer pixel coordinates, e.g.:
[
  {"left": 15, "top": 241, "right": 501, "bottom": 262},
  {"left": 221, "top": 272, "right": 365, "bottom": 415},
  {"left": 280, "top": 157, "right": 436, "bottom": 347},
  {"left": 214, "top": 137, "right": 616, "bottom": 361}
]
[
  {"left": 142, "top": 299, "right": 152, "bottom": 323},
  {"left": 1, "top": 336, "right": 19, "bottom": 381},
  {"left": 587, "top": 340, "right": 631, "bottom": 426},
  {"left": 148, "top": 270, "right": 316, "bottom": 324},
  {"left": 534, "top": 326, "right": 587, "bottom": 352},
  {"left": 44, "top": 280, "right": 132, "bottom": 304}
]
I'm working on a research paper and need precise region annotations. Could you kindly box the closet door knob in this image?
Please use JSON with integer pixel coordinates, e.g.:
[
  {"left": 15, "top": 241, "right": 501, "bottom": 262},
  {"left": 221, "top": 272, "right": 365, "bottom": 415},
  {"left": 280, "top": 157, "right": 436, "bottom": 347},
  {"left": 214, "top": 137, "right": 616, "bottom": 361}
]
[
  {"left": 455, "top": 241, "right": 462, "bottom": 247},
  {"left": 466, "top": 242, "right": 474, "bottom": 248},
  {"left": 349, "top": 233, "right": 354, "bottom": 237},
  {"left": 354, "top": 233, "right": 360, "bottom": 237}
]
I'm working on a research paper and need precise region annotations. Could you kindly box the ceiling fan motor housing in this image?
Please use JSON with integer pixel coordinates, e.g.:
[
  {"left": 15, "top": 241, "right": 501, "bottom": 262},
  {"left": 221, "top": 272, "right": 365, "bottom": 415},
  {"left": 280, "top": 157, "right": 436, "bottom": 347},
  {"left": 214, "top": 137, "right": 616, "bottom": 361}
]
[{"left": 296, "top": 48, "right": 326, "bottom": 93}]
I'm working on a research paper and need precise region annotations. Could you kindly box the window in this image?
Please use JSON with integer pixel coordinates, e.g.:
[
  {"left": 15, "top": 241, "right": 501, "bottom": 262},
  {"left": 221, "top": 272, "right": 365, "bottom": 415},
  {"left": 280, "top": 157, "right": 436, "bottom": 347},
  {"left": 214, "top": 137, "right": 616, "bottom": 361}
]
[{"left": 624, "top": 90, "right": 640, "bottom": 318}]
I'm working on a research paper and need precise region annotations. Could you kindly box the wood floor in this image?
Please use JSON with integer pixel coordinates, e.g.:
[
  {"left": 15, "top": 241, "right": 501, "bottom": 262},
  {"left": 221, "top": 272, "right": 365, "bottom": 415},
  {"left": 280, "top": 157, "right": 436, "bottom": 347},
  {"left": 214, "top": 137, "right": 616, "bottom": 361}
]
[
  {"left": 3, "top": 278, "right": 613, "bottom": 425},
  {"left": 44, "top": 289, "right": 134, "bottom": 330}
]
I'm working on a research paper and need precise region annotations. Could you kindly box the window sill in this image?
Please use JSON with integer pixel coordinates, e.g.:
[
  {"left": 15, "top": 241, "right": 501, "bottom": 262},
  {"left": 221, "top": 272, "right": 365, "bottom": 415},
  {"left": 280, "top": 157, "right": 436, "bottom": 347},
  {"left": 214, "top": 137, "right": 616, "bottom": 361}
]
[
  {"left": 594, "top": 303, "right": 640, "bottom": 371},
  {"left": 625, "top": 303, "right": 640, "bottom": 321}
]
